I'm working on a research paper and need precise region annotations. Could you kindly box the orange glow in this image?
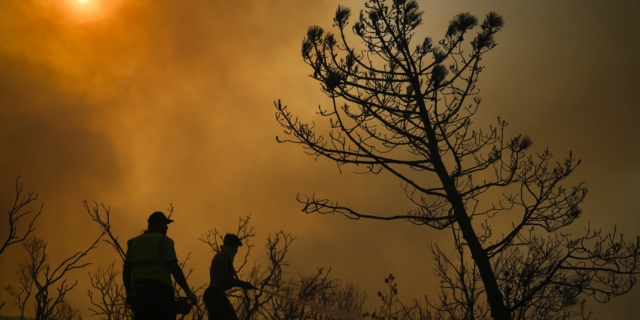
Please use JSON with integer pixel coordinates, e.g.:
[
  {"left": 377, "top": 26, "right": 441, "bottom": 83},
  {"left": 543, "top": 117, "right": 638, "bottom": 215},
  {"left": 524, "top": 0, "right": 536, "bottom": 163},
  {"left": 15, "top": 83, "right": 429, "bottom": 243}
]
[
  {"left": 57, "top": 0, "right": 118, "bottom": 23},
  {"left": 1, "top": 1, "right": 640, "bottom": 319}
]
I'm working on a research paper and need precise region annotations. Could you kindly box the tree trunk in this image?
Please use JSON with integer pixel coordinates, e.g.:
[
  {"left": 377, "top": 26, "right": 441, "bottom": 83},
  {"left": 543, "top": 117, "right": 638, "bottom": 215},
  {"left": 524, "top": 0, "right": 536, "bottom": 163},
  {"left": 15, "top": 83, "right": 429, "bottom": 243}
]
[
  {"left": 433, "top": 158, "right": 511, "bottom": 320},
  {"left": 417, "top": 98, "right": 511, "bottom": 320},
  {"left": 450, "top": 192, "right": 511, "bottom": 320}
]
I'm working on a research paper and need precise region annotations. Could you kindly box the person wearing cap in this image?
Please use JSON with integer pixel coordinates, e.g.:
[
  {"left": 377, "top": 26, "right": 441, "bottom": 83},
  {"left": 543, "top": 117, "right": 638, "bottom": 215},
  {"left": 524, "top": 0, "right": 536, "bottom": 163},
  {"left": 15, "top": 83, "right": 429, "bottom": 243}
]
[
  {"left": 123, "top": 211, "right": 198, "bottom": 320},
  {"left": 203, "top": 233, "right": 256, "bottom": 320}
]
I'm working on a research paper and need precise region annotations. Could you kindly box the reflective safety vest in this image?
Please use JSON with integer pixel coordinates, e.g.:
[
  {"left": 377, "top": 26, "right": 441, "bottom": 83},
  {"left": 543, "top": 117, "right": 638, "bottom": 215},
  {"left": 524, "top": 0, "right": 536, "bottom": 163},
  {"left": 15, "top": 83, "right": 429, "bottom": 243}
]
[{"left": 124, "top": 231, "right": 177, "bottom": 288}]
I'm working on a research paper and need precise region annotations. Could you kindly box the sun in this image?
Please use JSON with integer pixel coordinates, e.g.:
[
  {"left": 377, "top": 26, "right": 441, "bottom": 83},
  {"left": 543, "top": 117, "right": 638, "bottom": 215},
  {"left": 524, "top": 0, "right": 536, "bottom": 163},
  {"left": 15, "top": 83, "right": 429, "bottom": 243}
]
[{"left": 60, "top": 0, "right": 108, "bottom": 22}]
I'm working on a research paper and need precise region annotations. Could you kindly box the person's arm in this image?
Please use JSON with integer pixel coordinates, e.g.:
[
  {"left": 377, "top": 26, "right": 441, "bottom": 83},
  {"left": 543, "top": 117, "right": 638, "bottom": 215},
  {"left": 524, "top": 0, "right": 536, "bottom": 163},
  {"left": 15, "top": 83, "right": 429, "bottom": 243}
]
[
  {"left": 168, "top": 261, "right": 198, "bottom": 301},
  {"left": 217, "top": 254, "right": 254, "bottom": 289},
  {"left": 168, "top": 261, "right": 191, "bottom": 292},
  {"left": 164, "top": 238, "right": 197, "bottom": 301}
]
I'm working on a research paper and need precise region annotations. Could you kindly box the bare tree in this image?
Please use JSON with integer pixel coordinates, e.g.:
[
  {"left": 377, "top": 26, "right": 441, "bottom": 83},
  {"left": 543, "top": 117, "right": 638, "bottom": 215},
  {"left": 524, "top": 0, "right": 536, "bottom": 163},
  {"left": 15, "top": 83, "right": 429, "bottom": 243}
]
[
  {"left": 87, "top": 262, "right": 131, "bottom": 320},
  {"left": 5, "top": 234, "right": 102, "bottom": 320},
  {"left": 84, "top": 201, "right": 126, "bottom": 261},
  {"left": 266, "top": 268, "right": 367, "bottom": 320},
  {"left": 363, "top": 273, "right": 595, "bottom": 320},
  {"left": 427, "top": 237, "right": 489, "bottom": 320},
  {"left": 84, "top": 201, "right": 133, "bottom": 320},
  {"left": 1, "top": 176, "right": 43, "bottom": 258},
  {"left": 5, "top": 255, "right": 34, "bottom": 320},
  {"left": 363, "top": 274, "right": 430, "bottom": 320},
  {"left": 274, "top": 0, "right": 640, "bottom": 319},
  {"left": 53, "top": 300, "right": 83, "bottom": 320},
  {"left": 1, "top": 176, "right": 43, "bottom": 312}
]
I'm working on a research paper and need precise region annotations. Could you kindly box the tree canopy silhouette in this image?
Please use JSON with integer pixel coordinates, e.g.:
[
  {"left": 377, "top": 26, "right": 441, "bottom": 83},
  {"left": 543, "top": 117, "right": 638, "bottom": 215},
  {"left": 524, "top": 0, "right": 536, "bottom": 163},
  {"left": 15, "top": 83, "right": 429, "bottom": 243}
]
[{"left": 275, "top": 0, "right": 640, "bottom": 319}]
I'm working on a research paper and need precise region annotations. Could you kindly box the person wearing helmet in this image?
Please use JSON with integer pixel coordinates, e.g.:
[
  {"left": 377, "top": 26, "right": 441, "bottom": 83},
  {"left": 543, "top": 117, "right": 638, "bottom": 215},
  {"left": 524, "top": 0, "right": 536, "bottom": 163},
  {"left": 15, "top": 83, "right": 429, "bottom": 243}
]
[
  {"left": 203, "top": 233, "right": 256, "bottom": 320},
  {"left": 123, "top": 211, "right": 198, "bottom": 320}
]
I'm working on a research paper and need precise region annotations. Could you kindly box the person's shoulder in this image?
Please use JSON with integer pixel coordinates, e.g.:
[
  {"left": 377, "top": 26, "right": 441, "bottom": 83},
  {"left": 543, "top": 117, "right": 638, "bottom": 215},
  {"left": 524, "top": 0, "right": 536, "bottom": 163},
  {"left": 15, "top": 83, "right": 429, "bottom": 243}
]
[
  {"left": 159, "top": 236, "right": 175, "bottom": 248},
  {"left": 213, "top": 251, "right": 227, "bottom": 261},
  {"left": 128, "top": 232, "right": 146, "bottom": 241}
]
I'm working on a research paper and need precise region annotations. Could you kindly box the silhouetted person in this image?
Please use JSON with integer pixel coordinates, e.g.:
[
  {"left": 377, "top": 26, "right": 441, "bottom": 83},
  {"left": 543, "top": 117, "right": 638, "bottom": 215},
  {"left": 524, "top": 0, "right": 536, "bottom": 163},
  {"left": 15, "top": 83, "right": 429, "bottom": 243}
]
[
  {"left": 204, "top": 233, "right": 256, "bottom": 320},
  {"left": 123, "top": 211, "right": 197, "bottom": 320}
]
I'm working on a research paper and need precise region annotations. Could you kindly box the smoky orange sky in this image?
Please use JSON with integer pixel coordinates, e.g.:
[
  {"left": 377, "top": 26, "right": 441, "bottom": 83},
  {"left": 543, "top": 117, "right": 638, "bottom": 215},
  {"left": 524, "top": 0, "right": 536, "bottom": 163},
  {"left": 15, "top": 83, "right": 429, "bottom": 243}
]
[{"left": 1, "top": 0, "right": 639, "bottom": 318}]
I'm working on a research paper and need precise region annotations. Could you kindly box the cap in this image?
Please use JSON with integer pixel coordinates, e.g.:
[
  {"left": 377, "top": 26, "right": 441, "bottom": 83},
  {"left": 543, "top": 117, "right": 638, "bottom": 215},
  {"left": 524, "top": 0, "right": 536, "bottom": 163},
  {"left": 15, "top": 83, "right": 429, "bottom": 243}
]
[
  {"left": 223, "top": 233, "right": 243, "bottom": 247},
  {"left": 147, "top": 211, "right": 174, "bottom": 225}
]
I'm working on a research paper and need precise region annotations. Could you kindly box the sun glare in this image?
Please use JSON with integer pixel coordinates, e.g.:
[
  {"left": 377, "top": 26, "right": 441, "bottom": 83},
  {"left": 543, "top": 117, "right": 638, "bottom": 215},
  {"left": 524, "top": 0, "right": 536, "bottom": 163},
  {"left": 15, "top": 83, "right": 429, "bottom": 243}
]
[{"left": 60, "top": 0, "right": 111, "bottom": 22}]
